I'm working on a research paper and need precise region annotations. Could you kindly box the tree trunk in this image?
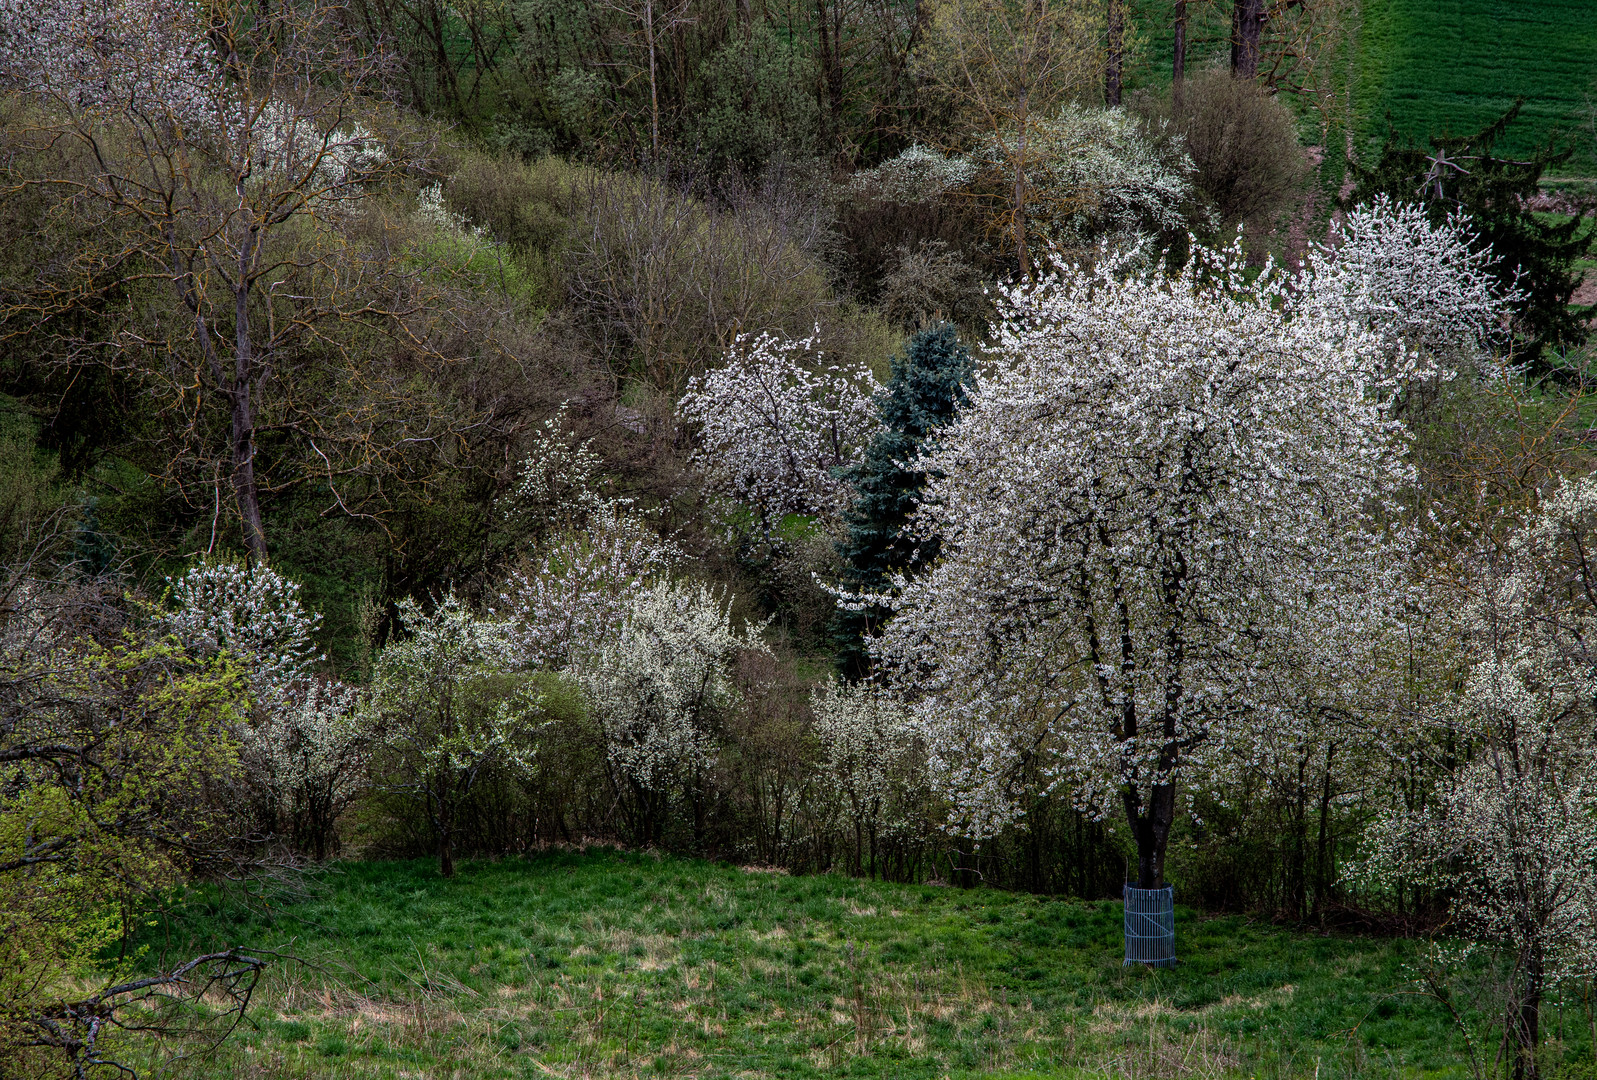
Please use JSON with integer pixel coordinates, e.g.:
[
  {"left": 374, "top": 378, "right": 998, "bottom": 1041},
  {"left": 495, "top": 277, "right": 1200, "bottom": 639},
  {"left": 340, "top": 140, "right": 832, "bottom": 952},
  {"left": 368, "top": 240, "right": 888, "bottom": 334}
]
[
  {"left": 1105, "top": 0, "right": 1124, "bottom": 106},
  {"left": 1313, "top": 744, "right": 1335, "bottom": 919},
  {"left": 1512, "top": 954, "right": 1544, "bottom": 1080},
  {"left": 1013, "top": 109, "right": 1031, "bottom": 280},
  {"left": 1172, "top": 0, "right": 1187, "bottom": 112},
  {"left": 438, "top": 816, "right": 455, "bottom": 878},
  {"left": 1231, "top": 0, "right": 1264, "bottom": 79},
  {"left": 646, "top": 0, "right": 660, "bottom": 162},
  {"left": 1124, "top": 783, "right": 1176, "bottom": 888},
  {"left": 231, "top": 283, "right": 267, "bottom": 563}
]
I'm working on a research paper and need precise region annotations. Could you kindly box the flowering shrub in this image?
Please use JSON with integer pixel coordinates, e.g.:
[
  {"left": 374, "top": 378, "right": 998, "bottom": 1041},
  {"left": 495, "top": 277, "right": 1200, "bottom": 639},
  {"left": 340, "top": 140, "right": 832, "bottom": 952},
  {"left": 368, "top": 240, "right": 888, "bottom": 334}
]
[
  {"left": 583, "top": 581, "right": 766, "bottom": 843},
  {"left": 848, "top": 144, "right": 978, "bottom": 205},
  {"left": 1300, "top": 194, "right": 1518, "bottom": 367},
  {"left": 1357, "top": 476, "right": 1597, "bottom": 1072},
  {"left": 240, "top": 679, "right": 367, "bottom": 860},
  {"left": 367, "top": 594, "right": 544, "bottom": 876},
  {"left": 678, "top": 331, "right": 881, "bottom": 523},
  {"left": 165, "top": 558, "right": 322, "bottom": 700},
  {"left": 810, "top": 680, "right": 922, "bottom": 875},
  {"left": 0, "top": 0, "right": 216, "bottom": 120},
  {"left": 980, "top": 105, "right": 1202, "bottom": 252},
  {"left": 495, "top": 411, "right": 681, "bottom": 670}
]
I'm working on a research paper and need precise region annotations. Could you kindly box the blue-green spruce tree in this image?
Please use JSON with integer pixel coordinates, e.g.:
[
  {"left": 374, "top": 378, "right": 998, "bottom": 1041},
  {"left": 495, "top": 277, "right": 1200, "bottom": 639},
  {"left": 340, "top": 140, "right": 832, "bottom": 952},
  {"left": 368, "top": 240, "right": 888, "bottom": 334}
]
[{"left": 833, "top": 324, "right": 976, "bottom": 679}]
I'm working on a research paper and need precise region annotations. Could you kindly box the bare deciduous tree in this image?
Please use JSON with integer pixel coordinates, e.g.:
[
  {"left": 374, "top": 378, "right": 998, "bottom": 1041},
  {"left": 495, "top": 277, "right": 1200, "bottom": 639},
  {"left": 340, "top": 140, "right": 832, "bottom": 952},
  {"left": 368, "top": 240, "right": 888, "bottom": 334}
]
[
  {"left": 916, "top": 0, "right": 1101, "bottom": 279},
  {"left": 0, "top": 0, "right": 478, "bottom": 562}
]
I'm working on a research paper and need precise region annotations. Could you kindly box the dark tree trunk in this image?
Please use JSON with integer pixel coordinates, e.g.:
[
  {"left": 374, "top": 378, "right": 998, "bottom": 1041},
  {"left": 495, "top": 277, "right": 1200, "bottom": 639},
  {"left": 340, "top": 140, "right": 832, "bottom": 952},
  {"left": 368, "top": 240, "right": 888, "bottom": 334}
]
[
  {"left": 1231, "top": 0, "right": 1264, "bottom": 79},
  {"left": 1172, "top": 0, "right": 1187, "bottom": 112},
  {"left": 1512, "top": 954, "right": 1544, "bottom": 1080},
  {"left": 438, "top": 816, "right": 455, "bottom": 878},
  {"left": 1105, "top": 0, "right": 1124, "bottom": 106},
  {"left": 1124, "top": 783, "right": 1176, "bottom": 888},
  {"left": 1313, "top": 744, "right": 1335, "bottom": 919}
]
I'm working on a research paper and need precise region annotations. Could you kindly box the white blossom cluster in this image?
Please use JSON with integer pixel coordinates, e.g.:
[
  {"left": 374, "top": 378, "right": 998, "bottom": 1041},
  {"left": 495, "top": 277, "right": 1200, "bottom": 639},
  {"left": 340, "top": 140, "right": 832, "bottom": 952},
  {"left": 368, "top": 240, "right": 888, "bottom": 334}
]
[
  {"left": 0, "top": 0, "right": 215, "bottom": 121},
  {"left": 678, "top": 331, "right": 882, "bottom": 523},
  {"left": 494, "top": 411, "right": 681, "bottom": 670},
  {"left": 496, "top": 505, "right": 682, "bottom": 671},
  {"left": 983, "top": 105, "right": 1201, "bottom": 252},
  {"left": 847, "top": 144, "right": 978, "bottom": 205},
  {"left": 867, "top": 240, "right": 1418, "bottom": 841},
  {"left": 416, "top": 181, "right": 489, "bottom": 248},
  {"left": 369, "top": 594, "right": 540, "bottom": 778},
  {"left": 249, "top": 101, "right": 389, "bottom": 195},
  {"left": 583, "top": 581, "right": 765, "bottom": 797},
  {"left": 2, "top": 0, "right": 388, "bottom": 208},
  {"left": 1359, "top": 476, "right": 1597, "bottom": 991},
  {"left": 164, "top": 559, "right": 376, "bottom": 832},
  {"left": 165, "top": 559, "right": 323, "bottom": 697},
  {"left": 811, "top": 680, "right": 919, "bottom": 842},
  {"left": 1298, "top": 194, "right": 1518, "bottom": 368},
  {"left": 238, "top": 679, "right": 368, "bottom": 835}
]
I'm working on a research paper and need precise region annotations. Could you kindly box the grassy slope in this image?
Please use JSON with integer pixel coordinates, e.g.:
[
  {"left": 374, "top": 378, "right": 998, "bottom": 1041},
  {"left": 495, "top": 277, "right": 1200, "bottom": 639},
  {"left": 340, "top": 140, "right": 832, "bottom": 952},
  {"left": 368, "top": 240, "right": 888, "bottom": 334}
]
[
  {"left": 1121, "top": 0, "right": 1597, "bottom": 174},
  {"left": 141, "top": 850, "right": 1491, "bottom": 1080},
  {"left": 1354, "top": 0, "right": 1597, "bottom": 171}
]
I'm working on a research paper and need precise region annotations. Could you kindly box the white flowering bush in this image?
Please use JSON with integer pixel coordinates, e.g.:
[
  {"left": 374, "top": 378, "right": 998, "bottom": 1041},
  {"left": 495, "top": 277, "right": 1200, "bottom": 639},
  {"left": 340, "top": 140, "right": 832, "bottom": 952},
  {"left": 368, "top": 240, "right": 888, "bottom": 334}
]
[
  {"left": 367, "top": 594, "right": 545, "bottom": 876},
  {"left": 1, "top": 0, "right": 387, "bottom": 205},
  {"left": 867, "top": 240, "right": 1417, "bottom": 888},
  {"left": 497, "top": 506, "right": 682, "bottom": 672},
  {"left": 981, "top": 105, "right": 1201, "bottom": 252},
  {"left": 240, "top": 679, "right": 368, "bottom": 860},
  {"left": 1300, "top": 194, "right": 1518, "bottom": 368},
  {"left": 0, "top": 0, "right": 216, "bottom": 122},
  {"left": 583, "top": 581, "right": 767, "bottom": 844},
  {"left": 810, "top": 680, "right": 921, "bottom": 876},
  {"left": 165, "top": 558, "right": 322, "bottom": 700},
  {"left": 1357, "top": 476, "right": 1597, "bottom": 1073},
  {"left": 495, "top": 410, "right": 681, "bottom": 670},
  {"left": 848, "top": 144, "right": 978, "bottom": 205},
  {"left": 678, "top": 332, "right": 882, "bottom": 523}
]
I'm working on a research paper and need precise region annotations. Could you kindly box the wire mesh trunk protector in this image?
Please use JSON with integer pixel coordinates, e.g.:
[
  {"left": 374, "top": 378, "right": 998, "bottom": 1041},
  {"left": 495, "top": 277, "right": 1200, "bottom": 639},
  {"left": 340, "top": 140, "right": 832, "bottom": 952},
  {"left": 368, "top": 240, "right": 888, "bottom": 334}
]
[{"left": 1123, "top": 884, "right": 1176, "bottom": 967}]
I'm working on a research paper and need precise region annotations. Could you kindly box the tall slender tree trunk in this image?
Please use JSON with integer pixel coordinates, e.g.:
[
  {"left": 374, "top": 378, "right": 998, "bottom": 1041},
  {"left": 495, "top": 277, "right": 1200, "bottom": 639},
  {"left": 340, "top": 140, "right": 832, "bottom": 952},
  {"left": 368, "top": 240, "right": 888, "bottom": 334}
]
[
  {"left": 1231, "top": 0, "right": 1264, "bottom": 78},
  {"left": 230, "top": 274, "right": 267, "bottom": 563},
  {"left": 1105, "top": 0, "right": 1124, "bottom": 105},
  {"left": 1172, "top": 0, "right": 1187, "bottom": 112},
  {"left": 1512, "top": 953, "right": 1544, "bottom": 1080},
  {"left": 646, "top": 0, "right": 660, "bottom": 161},
  {"left": 1013, "top": 99, "right": 1031, "bottom": 280},
  {"left": 1314, "top": 744, "right": 1335, "bottom": 919}
]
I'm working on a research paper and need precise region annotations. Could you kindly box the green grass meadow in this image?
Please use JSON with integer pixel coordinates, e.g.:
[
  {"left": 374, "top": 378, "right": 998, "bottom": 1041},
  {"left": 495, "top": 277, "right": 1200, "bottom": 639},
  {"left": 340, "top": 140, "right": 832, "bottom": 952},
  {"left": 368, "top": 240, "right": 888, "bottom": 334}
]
[
  {"left": 1354, "top": 0, "right": 1597, "bottom": 171},
  {"left": 128, "top": 850, "right": 1555, "bottom": 1079},
  {"left": 1120, "top": 0, "right": 1597, "bottom": 175}
]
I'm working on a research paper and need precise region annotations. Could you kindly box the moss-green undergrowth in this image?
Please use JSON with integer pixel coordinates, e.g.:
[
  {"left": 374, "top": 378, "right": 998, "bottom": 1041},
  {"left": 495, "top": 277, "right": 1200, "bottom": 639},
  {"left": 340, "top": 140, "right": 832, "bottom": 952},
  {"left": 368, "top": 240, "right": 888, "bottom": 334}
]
[{"left": 146, "top": 851, "right": 1508, "bottom": 1078}]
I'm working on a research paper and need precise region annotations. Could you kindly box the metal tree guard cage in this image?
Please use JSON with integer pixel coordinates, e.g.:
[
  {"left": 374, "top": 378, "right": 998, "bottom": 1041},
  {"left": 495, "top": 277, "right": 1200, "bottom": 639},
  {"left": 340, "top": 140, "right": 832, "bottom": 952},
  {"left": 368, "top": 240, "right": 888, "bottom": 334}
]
[{"left": 1123, "top": 884, "right": 1176, "bottom": 968}]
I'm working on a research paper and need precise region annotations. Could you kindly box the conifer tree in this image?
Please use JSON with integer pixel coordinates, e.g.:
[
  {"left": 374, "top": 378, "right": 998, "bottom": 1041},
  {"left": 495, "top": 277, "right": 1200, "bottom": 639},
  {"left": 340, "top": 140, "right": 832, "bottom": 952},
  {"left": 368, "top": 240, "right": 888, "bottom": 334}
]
[
  {"left": 833, "top": 324, "right": 976, "bottom": 679},
  {"left": 1350, "top": 101, "right": 1595, "bottom": 369}
]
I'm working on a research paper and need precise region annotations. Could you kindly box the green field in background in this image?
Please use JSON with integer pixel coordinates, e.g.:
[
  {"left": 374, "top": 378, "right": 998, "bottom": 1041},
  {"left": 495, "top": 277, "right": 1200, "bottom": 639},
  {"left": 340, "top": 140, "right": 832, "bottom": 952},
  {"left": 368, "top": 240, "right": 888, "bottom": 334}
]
[{"left": 1123, "top": 0, "right": 1597, "bottom": 173}]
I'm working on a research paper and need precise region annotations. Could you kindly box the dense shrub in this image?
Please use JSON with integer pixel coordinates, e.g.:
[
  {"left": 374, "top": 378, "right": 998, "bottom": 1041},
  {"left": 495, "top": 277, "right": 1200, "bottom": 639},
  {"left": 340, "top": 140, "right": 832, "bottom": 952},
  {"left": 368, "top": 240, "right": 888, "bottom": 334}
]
[{"left": 1141, "top": 70, "right": 1310, "bottom": 239}]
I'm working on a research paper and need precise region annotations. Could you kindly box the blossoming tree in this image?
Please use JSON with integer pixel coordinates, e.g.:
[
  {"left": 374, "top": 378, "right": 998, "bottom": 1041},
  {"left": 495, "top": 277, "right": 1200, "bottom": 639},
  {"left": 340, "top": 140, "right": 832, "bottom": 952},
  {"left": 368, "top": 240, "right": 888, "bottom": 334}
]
[
  {"left": 366, "top": 595, "right": 544, "bottom": 877},
  {"left": 678, "top": 331, "right": 881, "bottom": 525},
  {"left": 494, "top": 411, "right": 681, "bottom": 671},
  {"left": 1300, "top": 194, "right": 1518, "bottom": 370},
  {"left": 870, "top": 243, "right": 1417, "bottom": 891},
  {"left": 0, "top": 0, "right": 464, "bottom": 562},
  {"left": 582, "top": 581, "right": 766, "bottom": 846},
  {"left": 1362, "top": 476, "right": 1597, "bottom": 1080}
]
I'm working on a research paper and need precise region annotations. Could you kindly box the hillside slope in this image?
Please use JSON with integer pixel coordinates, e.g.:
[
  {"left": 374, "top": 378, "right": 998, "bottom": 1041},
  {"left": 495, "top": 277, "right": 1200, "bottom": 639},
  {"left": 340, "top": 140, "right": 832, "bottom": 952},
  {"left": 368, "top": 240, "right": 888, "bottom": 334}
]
[{"left": 1354, "top": 0, "right": 1597, "bottom": 172}]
